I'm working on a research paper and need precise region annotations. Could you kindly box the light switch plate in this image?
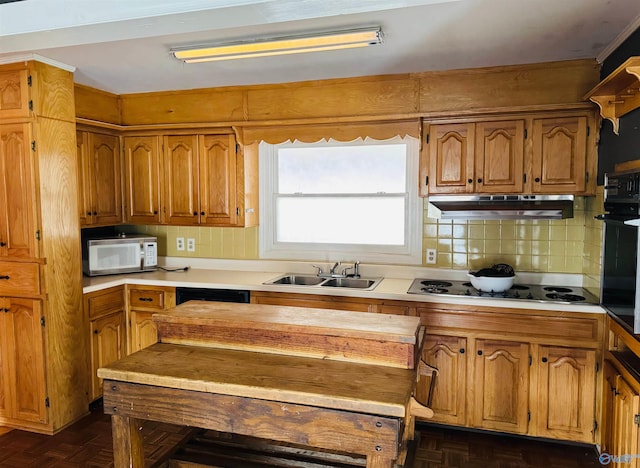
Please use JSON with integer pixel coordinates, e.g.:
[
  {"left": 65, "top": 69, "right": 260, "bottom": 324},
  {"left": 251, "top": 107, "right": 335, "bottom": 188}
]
[
  {"left": 176, "top": 237, "right": 185, "bottom": 251},
  {"left": 187, "top": 238, "right": 195, "bottom": 252}
]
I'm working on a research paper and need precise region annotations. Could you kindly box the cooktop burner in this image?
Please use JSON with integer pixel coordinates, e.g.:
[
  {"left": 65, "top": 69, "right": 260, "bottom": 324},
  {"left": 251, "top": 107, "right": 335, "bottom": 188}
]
[{"left": 407, "top": 278, "right": 599, "bottom": 304}]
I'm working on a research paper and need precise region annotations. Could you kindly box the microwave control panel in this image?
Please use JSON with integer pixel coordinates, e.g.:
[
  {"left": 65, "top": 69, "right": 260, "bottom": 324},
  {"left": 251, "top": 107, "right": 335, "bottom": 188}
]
[{"left": 144, "top": 242, "right": 157, "bottom": 267}]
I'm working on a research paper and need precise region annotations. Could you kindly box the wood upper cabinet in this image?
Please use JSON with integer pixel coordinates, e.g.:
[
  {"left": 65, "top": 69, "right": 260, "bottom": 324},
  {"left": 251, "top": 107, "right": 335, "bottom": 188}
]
[
  {"left": 0, "top": 68, "right": 30, "bottom": 119},
  {"left": 77, "top": 131, "right": 122, "bottom": 226},
  {"left": 534, "top": 346, "right": 596, "bottom": 442},
  {"left": 475, "top": 120, "right": 525, "bottom": 193},
  {"left": 0, "top": 298, "right": 46, "bottom": 424},
  {"left": 471, "top": 339, "right": 530, "bottom": 434},
  {"left": 420, "top": 334, "right": 467, "bottom": 426},
  {"left": 123, "top": 135, "right": 162, "bottom": 224},
  {"left": 199, "top": 134, "right": 238, "bottom": 226},
  {"left": 424, "top": 120, "right": 524, "bottom": 195},
  {"left": 0, "top": 123, "right": 38, "bottom": 259},
  {"left": 531, "top": 116, "right": 588, "bottom": 194},
  {"left": 421, "top": 112, "right": 595, "bottom": 196},
  {"left": 425, "top": 123, "right": 474, "bottom": 195},
  {"left": 164, "top": 133, "right": 238, "bottom": 226}
]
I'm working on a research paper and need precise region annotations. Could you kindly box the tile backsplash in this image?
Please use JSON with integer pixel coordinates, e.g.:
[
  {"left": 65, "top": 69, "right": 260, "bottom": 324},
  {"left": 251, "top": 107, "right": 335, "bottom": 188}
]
[{"left": 129, "top": 189, "right": 604, "bottom": 292}]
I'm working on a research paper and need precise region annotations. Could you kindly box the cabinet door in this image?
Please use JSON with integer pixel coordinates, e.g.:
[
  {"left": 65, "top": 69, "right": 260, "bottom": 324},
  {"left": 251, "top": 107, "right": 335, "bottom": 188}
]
[
  {"left": 251, "top": 292, "right": 375, "bottom": 312},
  {"left": 89, "top": 133, "right": 122, "bottom": 225},
  {"left": 601, "top": 360, "right": 620, "bottom": 456},
  {"left": 123, "top": 136, "right": 162, "bottom": 224},
  {"left": 613, "top": 375, "right": 640, "bottom": 467},
  {"left": 475, "top": 120, "right": 524, "bottom": 193},
  {"left": 6, "top": 298, "right": 46, "bottom": 423},
  {"left": 472, "top": 339, "right": 529, "bottom": 434},
  {"left": 0, "top": 123, "right": 38, "bottom": 259},
  {"left": 90, "top": 311, "right": 125, "bottom": 400},
  {"left": 76, "top": 131, "right": 91, "bottom": 227},
  {"left": 164, "top": 135, "right": 200, "bottom": 226},
  {"left": 531, "top": 116, "right": 587, "bottom": 193},
  {"left": 0, "top": 298, "right": 12, "bottom": 419},
  {"left": 130, "top": 310, "right": 158, "bottom": 353},
  {"left": 535, "top": 346, "right": 596, "bottom": 442},
  {"left": 426, "top": 123, "right": 475, "bottom": 194},
  {"left": 199, "top": 134, "right": 238, "bottom": 226},
  {"left": 0, "top": 69, "right": 30, "bottom": 119},
  {"left": 421, "top": 334, "right": 467, "bottom": 425}
]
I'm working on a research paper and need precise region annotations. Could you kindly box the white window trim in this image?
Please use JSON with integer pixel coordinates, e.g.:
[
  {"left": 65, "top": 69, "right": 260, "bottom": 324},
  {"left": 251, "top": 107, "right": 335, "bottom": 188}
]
[{"left": 259, "top": 136, "right": 422, "bottom": 265}]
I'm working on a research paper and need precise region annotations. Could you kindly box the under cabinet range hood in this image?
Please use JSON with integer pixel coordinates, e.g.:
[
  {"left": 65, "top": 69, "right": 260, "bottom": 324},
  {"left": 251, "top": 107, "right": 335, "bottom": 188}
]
[{"left": 427, "top": 195, "right": 574, "bottom": 220}]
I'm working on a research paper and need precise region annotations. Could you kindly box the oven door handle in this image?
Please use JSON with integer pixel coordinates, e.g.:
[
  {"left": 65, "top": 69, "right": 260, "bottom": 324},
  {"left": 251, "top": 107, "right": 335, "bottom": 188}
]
[
  {"left": 596, "top": 214, "right": 640, "bottom": 225},
  {"left": 624, "top": 219, "right": 640, "bottom": 226}
]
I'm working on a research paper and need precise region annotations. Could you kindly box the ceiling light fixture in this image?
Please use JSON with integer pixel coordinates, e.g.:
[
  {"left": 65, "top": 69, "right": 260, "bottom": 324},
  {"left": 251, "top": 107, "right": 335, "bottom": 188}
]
[{"left": 171, "top": 27, "right": 383, "bottom": 63}]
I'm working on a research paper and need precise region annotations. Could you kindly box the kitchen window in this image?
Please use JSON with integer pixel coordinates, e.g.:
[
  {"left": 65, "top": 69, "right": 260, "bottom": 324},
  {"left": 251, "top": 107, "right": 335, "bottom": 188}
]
[{"left": 259, "top": 136, "right": 421, "bottom": 264}]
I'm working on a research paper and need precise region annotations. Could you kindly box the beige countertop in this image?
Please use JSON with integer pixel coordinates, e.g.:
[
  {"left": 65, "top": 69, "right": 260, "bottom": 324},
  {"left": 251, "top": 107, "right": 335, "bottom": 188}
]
[{"left": 82, "top": 259, "right": 605, "bottom": 314}]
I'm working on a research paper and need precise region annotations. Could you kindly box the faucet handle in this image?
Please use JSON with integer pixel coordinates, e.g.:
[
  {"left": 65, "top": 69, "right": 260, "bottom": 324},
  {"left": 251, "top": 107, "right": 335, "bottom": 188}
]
[{"left": 311, "top": 264, "right": 323, "bottom": 275}]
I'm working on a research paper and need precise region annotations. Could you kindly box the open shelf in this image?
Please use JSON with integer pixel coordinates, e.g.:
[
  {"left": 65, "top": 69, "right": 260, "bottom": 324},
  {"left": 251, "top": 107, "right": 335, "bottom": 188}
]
[{"left": 584, "top": 56, "right": 640, "bottom": 134}]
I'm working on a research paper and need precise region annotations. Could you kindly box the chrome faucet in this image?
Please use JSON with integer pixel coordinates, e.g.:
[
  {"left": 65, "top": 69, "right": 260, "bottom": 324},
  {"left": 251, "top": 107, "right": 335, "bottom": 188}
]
[{"left": 312, "top": 261, "right": 360, "bottom": 278}]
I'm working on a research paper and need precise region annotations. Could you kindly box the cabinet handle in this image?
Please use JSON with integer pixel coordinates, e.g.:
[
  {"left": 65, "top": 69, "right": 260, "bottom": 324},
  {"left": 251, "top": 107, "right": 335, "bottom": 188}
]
[
  {"left": 459, "top": 348, "right": 465, "bottom": 354},
  {"left": 153, "top": 210, "right": 158, "bottom": 215},
  {"left": 3, "top": 308, "right": 9, "bottom": 313},
  {"left": 477, "top": 350, "right": 483, "bottom": 356},
  {"left": 0, "top": 276, "right": 9, "bottom": 280},
  {"left": 194, "top": 212, "right": 198, "bottom": 216},
  {"left": 0, "top": 242, "right": 5, "bottom": 247},
  {"left": 139, "top": 297, "right": 153, "bottom": 302},
  {"left": 535, "top": 177, "right": 541, "bottom": 183},
  {"left": 542, "top": 357, "right": 548, "bottom": 363},
  {"left": 200, "top": 211, "right": 205, "bottom": 216},
  {"left": 87, "top": 212, "right": 92, "bottom": 216},
  {"left": 477, "top": 178, "right": 483, "bottom": 183},
  {"left": 93, "top": 211, "right": 97, "bottom": 215},
  {"left": 467, "top": 178, "right": 473, "bottom": 184}
]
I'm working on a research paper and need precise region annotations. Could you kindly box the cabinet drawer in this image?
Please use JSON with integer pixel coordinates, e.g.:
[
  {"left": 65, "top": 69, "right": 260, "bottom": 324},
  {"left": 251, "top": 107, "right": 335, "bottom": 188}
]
[
  {"left": 129, "top": 289, "right": 166, "bottom": 310},
  {"left": 0, "top": 262, "right": 40, "bottom": 296},
  {"left": 86, "top": 287, "right": 125, "bottom": 320}
]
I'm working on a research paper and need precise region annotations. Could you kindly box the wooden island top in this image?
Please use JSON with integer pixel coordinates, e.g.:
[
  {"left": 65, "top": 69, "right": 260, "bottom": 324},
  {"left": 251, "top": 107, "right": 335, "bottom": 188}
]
[{"left": 98, "top": 301, "right": 431, "bottom": 467}]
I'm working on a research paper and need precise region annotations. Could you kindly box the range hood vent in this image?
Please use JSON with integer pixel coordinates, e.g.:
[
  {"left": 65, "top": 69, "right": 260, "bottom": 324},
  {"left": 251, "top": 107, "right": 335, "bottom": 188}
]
[{"left": 427, "top": 195, "right": 574, "bottom": 220}]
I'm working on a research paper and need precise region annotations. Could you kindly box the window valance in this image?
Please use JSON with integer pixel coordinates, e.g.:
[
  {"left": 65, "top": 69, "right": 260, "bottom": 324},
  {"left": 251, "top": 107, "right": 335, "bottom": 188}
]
[{"left": 237, "top": 119, "right": 420, "bottom": 145}]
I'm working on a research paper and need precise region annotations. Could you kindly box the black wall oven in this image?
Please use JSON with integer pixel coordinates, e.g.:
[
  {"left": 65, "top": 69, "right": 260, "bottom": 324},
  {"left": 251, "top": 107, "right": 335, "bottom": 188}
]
[{"left": 600, "top": 170, "right": 640, "bottom": 333}]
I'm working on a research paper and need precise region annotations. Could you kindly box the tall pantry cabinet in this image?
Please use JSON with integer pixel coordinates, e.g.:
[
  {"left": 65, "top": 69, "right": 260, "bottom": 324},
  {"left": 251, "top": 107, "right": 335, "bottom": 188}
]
[{"left": 0, "top": 61, "right": 88, "bottom": 434}]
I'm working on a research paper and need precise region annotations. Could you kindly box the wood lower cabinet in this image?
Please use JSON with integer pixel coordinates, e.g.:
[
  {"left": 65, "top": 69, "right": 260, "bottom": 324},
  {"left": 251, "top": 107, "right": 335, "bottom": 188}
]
[
  {"left": 471, "top": 339, "right": 530, "bottom": 434},
  {"left": 416, "top": 303, "right": 603, "bottom": 443},
  {"left": 127, "top": 285, "right": 175, "bottom": 353},
  {"left": 534, "top": 346, "right": 596, "bottom": 441},
  {"left": 85, "top": 286, "right": 125, "bottom": 400},
  {"left": 420, "top": 334, "right": 467, "bottom": 426},
  {"left": 0, "top": 297, "right": 46, "bottom": 424}
]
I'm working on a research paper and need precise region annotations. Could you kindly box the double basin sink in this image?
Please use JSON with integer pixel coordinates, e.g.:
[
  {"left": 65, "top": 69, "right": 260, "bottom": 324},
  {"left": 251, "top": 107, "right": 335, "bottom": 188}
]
[{"left": 264, "top": 274, "right": 382, "bottom": 291}]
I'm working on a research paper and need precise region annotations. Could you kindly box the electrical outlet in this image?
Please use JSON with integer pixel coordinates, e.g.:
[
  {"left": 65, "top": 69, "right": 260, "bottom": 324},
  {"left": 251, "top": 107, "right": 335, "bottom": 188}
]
[
  {"left": 187, "top": 238, "right": 195, "bottom": 252},
  {"left": 426, "top": 248, "right": 437, "bottom": 264},
  {"left": 176, "top": 237, "right": 185, "bottom": 251}
]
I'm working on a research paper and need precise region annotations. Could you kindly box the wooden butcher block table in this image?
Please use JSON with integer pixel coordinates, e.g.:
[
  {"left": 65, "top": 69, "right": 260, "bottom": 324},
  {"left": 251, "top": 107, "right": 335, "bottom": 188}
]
[{"left": 97, "top": 301, "right": 432, "bottom": 468}]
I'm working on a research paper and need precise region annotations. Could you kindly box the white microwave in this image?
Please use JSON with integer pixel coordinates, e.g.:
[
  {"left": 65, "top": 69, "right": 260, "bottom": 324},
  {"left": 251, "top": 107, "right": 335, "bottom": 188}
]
[{"left": 83, "top": 236, "right": 158, "bottom": 276}]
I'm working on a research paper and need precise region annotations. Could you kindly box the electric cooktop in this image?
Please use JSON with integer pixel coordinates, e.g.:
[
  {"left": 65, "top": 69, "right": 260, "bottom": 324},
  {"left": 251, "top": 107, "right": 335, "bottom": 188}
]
[{"left": 407, "top": 278, "right": 599, "bottom": 304}]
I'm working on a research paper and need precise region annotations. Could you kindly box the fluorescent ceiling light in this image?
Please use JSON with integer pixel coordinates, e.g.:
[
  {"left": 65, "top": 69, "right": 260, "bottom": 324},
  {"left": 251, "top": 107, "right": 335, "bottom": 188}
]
[{"left": 171, "top": 27, "right": 383, "bottom": 63}]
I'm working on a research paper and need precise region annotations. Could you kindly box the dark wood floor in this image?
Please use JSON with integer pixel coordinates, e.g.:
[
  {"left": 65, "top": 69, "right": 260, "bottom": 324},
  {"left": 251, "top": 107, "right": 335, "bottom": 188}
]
[{"left": 0, "top": 402, "right": 601, "bottom": 467}]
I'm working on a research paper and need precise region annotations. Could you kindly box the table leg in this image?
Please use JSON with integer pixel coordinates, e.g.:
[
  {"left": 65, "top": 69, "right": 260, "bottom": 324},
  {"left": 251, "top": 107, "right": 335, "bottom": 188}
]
[
  {"left": 366, "top": 453, "right": 395, "bottom": 468},
  {"left": 111, "top": 414, "right": 145, "bottom": 468}
]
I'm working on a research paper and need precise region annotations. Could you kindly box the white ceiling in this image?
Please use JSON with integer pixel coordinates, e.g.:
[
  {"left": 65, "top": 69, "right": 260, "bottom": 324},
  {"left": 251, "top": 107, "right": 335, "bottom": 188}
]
[{"left": 1, "top": 0, "right": 640, "bottom": 95}]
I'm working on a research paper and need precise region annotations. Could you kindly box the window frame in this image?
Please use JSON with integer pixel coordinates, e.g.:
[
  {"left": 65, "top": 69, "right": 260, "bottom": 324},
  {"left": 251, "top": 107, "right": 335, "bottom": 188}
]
[{"left": 258, "top": 136, "right": 422, "bottom": 264}]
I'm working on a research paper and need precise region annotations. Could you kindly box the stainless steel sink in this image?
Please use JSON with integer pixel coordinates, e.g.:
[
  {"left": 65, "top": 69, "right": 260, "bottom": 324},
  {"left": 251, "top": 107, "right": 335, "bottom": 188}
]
[
  {"left": 264, "top": 274, "right": 326, "bottom": 286},
  {"left": 321, "top": 277, "right": 380, "bottom": 290},
  {"left": 263, "top": 274, "right": 382, "bottom": 290}
]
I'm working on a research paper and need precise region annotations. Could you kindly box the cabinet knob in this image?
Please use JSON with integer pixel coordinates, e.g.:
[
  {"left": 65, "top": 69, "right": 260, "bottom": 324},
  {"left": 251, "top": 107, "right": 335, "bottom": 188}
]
[
  {"left": 459, "top": 348, "right": 465, "bottom": 354},
  {"left": 477, "top": 178, "right": 483, "bottom": 183},
  {"left": 200, "top": 211, "right": 205, "bottom": 216},
  {"left": 193, "top": 212, "right": 198, "bottom": 216},
  {"left": 93, "top": 329, "right": 98, "bottom": 334},
  {"left": 87, "top": 212, "right": 92, "bottom": 216},
  {"left": 467, "top": 178, "right": 473, "bottom": 184},
  {"left": 153, "top": 210, "right": 158, "bottom": 215},
  {"left": 3, "top": 308, "right": 9, "bottom": 313},
  {"left": 93, "top": 211, "right": 97, "bottom": 216},
  {"left": 0, "top": 242, "right": 5, "bottom": 247},
  {"left": 477, "top": 350, "right": 483, "bottom": 356},
  {"left": 542, "top": 357, "right": 548, "bottom": 363},
  {"left": 535, "top": 177, "right": 541, "bottom": 183}
]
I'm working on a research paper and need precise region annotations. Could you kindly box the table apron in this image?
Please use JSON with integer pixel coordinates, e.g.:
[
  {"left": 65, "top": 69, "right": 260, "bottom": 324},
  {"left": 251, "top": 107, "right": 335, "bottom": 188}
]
[{"left": 103, "top": 380, "right": 402, "bottom": 458}]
